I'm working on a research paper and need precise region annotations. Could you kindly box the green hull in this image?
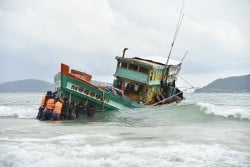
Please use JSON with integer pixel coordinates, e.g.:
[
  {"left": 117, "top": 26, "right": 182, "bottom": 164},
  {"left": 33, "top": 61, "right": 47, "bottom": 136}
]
[{"left": 54, "top": 73, "right": 144, "bottom": 111}]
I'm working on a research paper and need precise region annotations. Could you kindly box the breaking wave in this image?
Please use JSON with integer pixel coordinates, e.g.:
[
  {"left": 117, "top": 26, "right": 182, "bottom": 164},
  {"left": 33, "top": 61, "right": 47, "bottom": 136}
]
[
  {"left": 0, "top": 102, "right": 249, "bottom": 122},
  {"left": 0, "top": 136, "right": 248, "bottom": 167},
  {"left": 0, "top": 92, "right": 249, "bottom": 122},
  {"left": 196, "top": 102, "right": 250, "bottom": 120},
  {"left": 0, "top": 105, "right": 37, "bottom": 119}
]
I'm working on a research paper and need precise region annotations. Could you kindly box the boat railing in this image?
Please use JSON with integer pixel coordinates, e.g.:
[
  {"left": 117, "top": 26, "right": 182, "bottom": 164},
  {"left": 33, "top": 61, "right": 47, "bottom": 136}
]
[{"left": 71, "top": 69, "right": 92, "bottom": 82}]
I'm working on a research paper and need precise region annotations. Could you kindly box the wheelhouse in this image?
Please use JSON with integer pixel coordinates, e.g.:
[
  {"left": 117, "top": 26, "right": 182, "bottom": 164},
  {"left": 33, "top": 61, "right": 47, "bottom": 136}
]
[{"left": 113, "top": 56, "right": 182, "bottom": 105}]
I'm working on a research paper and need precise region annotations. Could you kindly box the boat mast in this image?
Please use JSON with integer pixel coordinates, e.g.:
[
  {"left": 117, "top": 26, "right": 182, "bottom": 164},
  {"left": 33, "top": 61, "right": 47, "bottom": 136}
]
[{"left": 163, "top": 1, "right": 185, "bottom": 81}]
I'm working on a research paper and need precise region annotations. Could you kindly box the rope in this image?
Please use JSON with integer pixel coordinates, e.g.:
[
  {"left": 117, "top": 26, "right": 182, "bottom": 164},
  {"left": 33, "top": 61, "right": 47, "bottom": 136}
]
[
  {"left": 179, "top": 75, "right": 239, "bottom": 92},
  {"left": 179, "top": 75, "right": 195, "bottom": 89}
]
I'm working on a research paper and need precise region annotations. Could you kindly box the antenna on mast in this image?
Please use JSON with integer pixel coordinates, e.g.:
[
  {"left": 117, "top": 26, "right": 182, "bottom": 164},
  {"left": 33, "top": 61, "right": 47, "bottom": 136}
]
[{"left": 163, "top": 0, "right": 185, "bottom": 81}]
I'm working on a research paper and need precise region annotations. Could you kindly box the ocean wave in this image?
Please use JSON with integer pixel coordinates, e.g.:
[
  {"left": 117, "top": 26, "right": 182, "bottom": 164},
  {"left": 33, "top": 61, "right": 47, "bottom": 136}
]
[
  {"left": 1, "top": 101, "right": 250, "bottom": 122},
  {"left": 0, "top": 106, "right": 37, "bottom": 119},
  {"left": 197, "top": 102, "right": 250, "bottom": 120},
  {"left": 0, "top": 137, "right": 249, "bottom": 167}
]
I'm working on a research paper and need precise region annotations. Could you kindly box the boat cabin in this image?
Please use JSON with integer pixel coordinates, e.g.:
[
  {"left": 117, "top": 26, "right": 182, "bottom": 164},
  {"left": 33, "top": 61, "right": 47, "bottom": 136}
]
[{"left": 113, "top": 56, "right": 182, "bottom": 105}]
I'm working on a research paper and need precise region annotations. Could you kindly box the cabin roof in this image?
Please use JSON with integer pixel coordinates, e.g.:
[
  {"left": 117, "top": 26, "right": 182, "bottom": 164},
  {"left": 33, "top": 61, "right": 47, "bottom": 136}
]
[
  {"left": 134, "top": 56, "right": 181, "bottom": 66},
  {"left": 116, "top": 56, "right": 181, "bottom": 69}
]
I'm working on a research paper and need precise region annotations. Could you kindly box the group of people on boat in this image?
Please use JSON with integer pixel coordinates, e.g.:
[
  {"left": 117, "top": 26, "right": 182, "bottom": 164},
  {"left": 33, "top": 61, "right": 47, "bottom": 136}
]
[{"left": 36, "top": 91, "right": 96, "bottom": 121}]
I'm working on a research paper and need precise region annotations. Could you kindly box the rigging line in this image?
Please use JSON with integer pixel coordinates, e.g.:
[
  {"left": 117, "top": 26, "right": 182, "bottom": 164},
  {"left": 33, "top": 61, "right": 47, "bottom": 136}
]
[
  {"left": 179, "top": 75, "right": 196, "bottom": 89},
  {"left": 178, "top": 86, "right": 193, "bottom": 89},
  {"left": 172, "top": 13, "right": 183, "bottom": 47},
  {"left": 166, "top": 15, "right": 182, "bottom": 67},
  {"left": 172, "top": 0, "right": 185, "bottom": 41},
  {"left": 163, "top": 1, "right": 185, "bottom": 81},
  {"left": 181, "top": 51, "right": 188, "bottom": 63},
  {"left": 179, "top": 76, "right": 238, "bottom": 92},
  {"left": 172, "top": 13, "right": 184, "bottom": 48},
  {"left": 165, "top": 0, "right": 185, "bottom": 66}
]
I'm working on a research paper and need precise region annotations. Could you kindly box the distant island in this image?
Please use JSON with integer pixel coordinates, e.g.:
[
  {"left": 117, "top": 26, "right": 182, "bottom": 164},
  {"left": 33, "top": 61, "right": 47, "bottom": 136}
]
[
  {"left": 0, "top": 79, "right": 110, "bottom": 93},
  {"left": 1, "top": 75, "right": 249, "bottom": 93},
  {"left": 194, "top": 74, "right": 250, "bottom": 93},
  {"left": 0, "top": 79, "right": 55, "bottom": 93}
]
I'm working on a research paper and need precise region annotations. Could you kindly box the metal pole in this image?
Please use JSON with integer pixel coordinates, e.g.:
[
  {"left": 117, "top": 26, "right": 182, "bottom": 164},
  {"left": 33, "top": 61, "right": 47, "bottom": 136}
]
[{"left": 163, "top": 1, "right": 185, "bottom": 81}]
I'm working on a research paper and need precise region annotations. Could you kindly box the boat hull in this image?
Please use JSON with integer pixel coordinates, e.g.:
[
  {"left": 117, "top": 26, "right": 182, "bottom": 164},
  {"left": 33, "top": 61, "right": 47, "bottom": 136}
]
[{"left": 54, "top": 73, "right": 144, "bottom": 111}]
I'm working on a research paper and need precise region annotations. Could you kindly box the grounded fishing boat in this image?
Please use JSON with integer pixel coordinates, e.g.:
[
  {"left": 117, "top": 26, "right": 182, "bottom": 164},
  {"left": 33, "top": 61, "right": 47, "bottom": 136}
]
[
  {"left": 54, "top": 50, "right": 184, "bottom": 112},
  {"left": 54, "top": 2, "right": 186, "bottom": 112}
]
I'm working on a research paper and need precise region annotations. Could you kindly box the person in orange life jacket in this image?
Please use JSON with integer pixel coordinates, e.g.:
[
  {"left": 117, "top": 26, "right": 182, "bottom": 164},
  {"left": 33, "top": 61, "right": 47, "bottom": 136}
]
[
  {"left": 50, "top": 98, "right": 62, "bottom": 121},
  {"left": 87, "top": 105, "right": 96, "bottom": 117},
  {"left": 41, "top": 96, "right": 55, "bottom": 121},
  {"left": 44, "top": 91, "right": 53, "bottom": 104},
  {"left": 37, "top": 91, "right": 52, "bottom": 120},
  {"left": 36, "top": 93, "right": 46, "bottom": 120}
]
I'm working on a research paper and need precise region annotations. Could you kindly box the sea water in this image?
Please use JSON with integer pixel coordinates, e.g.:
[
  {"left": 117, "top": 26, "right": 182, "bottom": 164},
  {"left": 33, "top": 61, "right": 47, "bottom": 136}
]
[{"left": 0, "top": 93, "right": 249, "bottom": 167}]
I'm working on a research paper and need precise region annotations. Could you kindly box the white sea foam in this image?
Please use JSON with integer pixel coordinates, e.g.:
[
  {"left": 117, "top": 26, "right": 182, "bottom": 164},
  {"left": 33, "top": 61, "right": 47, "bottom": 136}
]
[
  {"left": 0, "top": 105, "right": 37, "bottom": 119},
  {"left": 0, "top": 136, "right": 249, "bottom": 167},
  {"left": 197, "top": 102, "right": 250, "bottom": 120}
]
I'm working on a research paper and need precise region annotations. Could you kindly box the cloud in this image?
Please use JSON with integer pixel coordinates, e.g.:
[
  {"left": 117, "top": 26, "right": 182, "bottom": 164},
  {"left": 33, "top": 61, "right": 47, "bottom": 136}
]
[{"left": 0, "top": 0, "right": 249, "bottom": 86}]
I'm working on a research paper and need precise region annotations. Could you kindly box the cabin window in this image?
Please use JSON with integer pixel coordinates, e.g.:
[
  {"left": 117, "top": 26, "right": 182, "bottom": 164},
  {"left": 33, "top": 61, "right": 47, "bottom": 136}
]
[
  {"left": 139, "top": 66, "right": 149, "bottom": 74},
  {"left": 121, "top": 62, "right": 128, "bottom": 68},
  {"left": 129, "top": 64, "right": 138, "bottom": 71}
]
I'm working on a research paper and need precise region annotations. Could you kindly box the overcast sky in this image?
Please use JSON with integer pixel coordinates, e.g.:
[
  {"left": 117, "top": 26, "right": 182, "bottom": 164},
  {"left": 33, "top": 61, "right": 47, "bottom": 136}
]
[{"left": 0, "top": 0, "right": 249, "bottom": 87}]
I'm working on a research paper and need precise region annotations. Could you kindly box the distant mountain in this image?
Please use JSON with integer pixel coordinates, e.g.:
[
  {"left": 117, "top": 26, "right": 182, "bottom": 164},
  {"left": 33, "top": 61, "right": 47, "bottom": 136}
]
[
  {"left": 194, "top": 74, "right": 250, "bottom": 93},
  {"left": 0, "top": 79, "right": 54, "bottom": 92}
]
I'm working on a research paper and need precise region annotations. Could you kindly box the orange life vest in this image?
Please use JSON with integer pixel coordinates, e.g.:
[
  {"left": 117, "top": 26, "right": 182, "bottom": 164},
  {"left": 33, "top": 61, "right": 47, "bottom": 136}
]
[
  {"left": 40, "top": 95, "right": 46, "bottom": 108},
  {"left": 53, "top": 101, "right": 62, "bottom": 114},
  {"left": 46, "top": 98, "right": 55, "bottom": 110}
]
